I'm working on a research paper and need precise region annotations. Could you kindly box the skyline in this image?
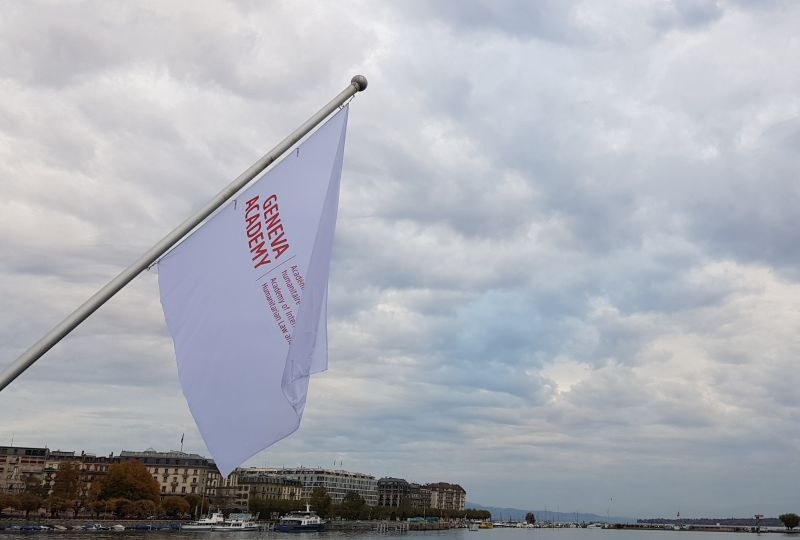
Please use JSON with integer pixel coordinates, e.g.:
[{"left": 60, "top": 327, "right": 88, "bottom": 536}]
[
  {"left": 1, "top": 0, "right": 799, "bottom": 520},
  {"left": 0, "top": 443, "right": 776, "bottom": 522}
]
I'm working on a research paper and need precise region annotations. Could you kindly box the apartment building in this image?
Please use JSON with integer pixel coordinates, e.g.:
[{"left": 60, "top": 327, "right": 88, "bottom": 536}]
[
  {"left": 45, "top": 450, "right": 115, "bottom": 506},
  {"left": 426, "top": 482, "right": 466, "bottom": 510},
  {"left": 231, "top": 470, "right": 303, "bottom": 508},
  {"left": 0, "top": 446, "right": 46, "bottom": 494},
  {"left": 118, "top": 450, "right": 214, "bottom": 497},
  {"left": 253, "top": 467, "right": 378, "bottom": 506},
  {"left": 377, "top": 477, "right": 410, "bottom": 507}
]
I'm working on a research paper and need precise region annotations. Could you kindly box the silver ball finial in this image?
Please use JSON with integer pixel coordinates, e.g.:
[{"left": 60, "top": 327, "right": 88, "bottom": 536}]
[{"left": 351, "top": 75, "right": 368, "bottom": 92}]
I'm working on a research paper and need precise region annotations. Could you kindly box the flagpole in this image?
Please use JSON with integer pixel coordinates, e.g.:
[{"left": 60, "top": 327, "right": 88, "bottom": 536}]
[{"left": 0, "top": 75, "right": 368, "bottom": 392}]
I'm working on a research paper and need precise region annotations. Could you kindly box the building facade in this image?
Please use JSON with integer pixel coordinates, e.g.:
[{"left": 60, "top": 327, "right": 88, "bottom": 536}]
[
  {"left": 46, "top": 450, "right": 115, "bottom": 509},
  {"left": 118, "top": 450, "right": 214, "bottom": 498},
  {"left": 426, "top": 482, "right": 466, "bottom": 510},
  {"left": 2, "top": 446, "right": 466, "bottom": 514},
  {"left": 377, "top": 477, "right": 410, "bottom": 507},
  {"left": 232, "top": 470, "right": 303, "bottom": 509},
  {"left": 255, "top": 467, "right": 378, "bottom": 506},
  {"left": 0, "top": 446, "right": 47, "bottom": 494}
]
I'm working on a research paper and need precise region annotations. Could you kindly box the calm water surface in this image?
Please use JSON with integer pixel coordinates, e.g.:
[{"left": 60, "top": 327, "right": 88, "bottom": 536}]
[{"left": 0, "top": 528, "right": 792, "bottom": 540}]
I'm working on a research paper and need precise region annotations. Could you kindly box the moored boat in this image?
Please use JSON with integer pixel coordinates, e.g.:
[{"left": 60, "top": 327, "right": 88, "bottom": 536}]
[
  {"left": 211, "top": 513, "right": 261, "bottom": 532},
  {"left": 183, "top": 511, "right": 226, "bottom": 531},
  {"left": 276, "top": 504, "right": 326, "bottom": 532}
]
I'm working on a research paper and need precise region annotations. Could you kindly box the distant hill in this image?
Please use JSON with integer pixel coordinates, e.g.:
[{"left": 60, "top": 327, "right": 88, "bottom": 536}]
[{"left": 466, "top": 502, "right": 635, "bottom": 524}]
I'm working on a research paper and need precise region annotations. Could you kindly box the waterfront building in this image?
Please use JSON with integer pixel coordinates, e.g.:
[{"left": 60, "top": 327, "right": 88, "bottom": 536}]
[
  {"left": 252, "top": 467, "right": 378, "bottom": 506},
  {"left": 2, "top": 445, "right": 466, "bottom": 514},
  {"left": 0, "top": 446, "right": 47, "bottom": 494},
  {"left": 119, "top": 449, "right": 214, "bottom": 497},
  {"left": 377, "top": 478, "right": 462, "bottom": 510},
  {"left": 409, "top": 482, "right": 430, "bottom": 509},
  {"left": 234, "top": 469, "right": 303, "bottom": 508},
  {"left": 426, "top": 482, "right": 466, "bottom": 510},
  {"left": 47, "top": 450, "right": 115, "bottom": 509},
  {"left": 377, "top": 477, "right": 410, "bottom": 507}
]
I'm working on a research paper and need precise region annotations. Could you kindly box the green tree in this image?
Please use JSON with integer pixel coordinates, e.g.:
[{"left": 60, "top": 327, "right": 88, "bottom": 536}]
[
  {"left": 339, "top": 491, "right": 367, "bottom": 520},
  {"left": 95, "top": 461, "right": 160, "bottom": 504},
  {"left": 779, "top": 513, "right": 800, "bottom": 530},
  {"left": 185, "top": 494, "right": 208, "bottom": 517},
  {"left": 525, "top": 512, "right": 536, "bottom": 524},
  {"left": 16, "top": 493, "right": 43, "bottom": 519},
  {"left": 162, "top": 496, "right": 191, "bottom": 517},
  {"left": 310, "top": 487, "right": 332, "bottom": 518}
]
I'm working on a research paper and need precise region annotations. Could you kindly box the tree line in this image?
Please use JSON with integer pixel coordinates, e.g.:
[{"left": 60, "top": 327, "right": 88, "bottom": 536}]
[{"left": 249, "top": 486, "right": 491, "bottom": 521}]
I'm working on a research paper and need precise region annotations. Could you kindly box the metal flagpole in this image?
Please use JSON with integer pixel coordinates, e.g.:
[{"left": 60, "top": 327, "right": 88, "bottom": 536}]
[{"left": 0, "top": 75, "right": 368, "bottom": 392}]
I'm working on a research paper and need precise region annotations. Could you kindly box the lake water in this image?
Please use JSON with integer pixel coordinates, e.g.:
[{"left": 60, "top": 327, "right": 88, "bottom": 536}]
[{"left": 0, "top": 527, "right": 791, "bottom": 540}]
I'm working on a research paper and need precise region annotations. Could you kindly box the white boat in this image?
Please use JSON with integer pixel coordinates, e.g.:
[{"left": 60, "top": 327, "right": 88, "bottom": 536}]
[
  {"left": 211, "top": 513, "right": 261, "bottom": 532},
  {"left": 276, "top": 504, "right": 326, "bottom": 532},
  {"left": 182, "top": 511, "right": 226, "bottom": 531}
]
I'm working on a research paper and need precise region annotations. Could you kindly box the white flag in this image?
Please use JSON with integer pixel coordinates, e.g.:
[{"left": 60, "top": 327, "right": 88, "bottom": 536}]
[{"left": 158, "top": 107, "right": 349, "bottom": 476}]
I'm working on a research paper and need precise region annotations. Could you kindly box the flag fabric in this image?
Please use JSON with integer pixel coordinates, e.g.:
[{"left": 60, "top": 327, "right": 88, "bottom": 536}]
[{"left": 157, "top": 107, "right": 349, "bottom": 477}]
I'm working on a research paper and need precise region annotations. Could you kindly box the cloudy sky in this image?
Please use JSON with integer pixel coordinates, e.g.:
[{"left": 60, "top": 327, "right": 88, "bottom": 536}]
[{"left": 1, "top": 0, "right": 799, "bottom": 520}]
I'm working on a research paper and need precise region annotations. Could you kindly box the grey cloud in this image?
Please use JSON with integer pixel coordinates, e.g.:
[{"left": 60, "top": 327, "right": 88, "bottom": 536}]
[
  {"left": 3, "top": 0, "right": 800, "bottom": 518},
  {"left": 651, "top": 0, "right": 725, "bottom": 31}
]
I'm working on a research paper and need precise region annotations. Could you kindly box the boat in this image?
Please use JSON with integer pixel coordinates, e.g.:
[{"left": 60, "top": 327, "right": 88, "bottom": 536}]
[
  {"left": 182, "top": 511, "right": 226, "bottom": 531},
  {"left": 211, "top": 513, "right": 261, "bottom": 532},
  {"left": 82, "top": 523, "right": 110, "bottom": 531},
  {"left": 276, "top": 504, "right": 326, "bottom": 532}
]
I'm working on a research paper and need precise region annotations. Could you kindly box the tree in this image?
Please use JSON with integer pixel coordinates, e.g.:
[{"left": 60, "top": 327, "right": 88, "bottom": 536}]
[
  {"left": 52, "top": 461, "right": 82, "bottom": 501},
  {"left": 779, "top": 513, "right": 800, "bottom": 530},
  {"left": 339, "top": 491, "right": 367, "bottom": 520},
  {"left": 20, "top": 472, "right": 47, "bottom": 497},
  {"left": 525, "top": 512, "right": 536, "bottom": 525},
  {"left": 185, "top": 494, "right": 208, "bottom": 517},
  {"left": 130, "top": 499, "right": 157, "bottom": 518},
  {"left": 95, "top": 461, "right": 160, "bottom": 504},
  {"left": 310, "top": 487, "right": 332, "bottom": 518},
  {"left": 89, "top": 500, "right": 106, "bottom": 519},
  {"left": 107, "top": 498, "right": 132, "bottom": 518},
  {"left": 0, "top": 493, "right": 15, "bottom": 514},
  {"left": 161, "top": 496, "right": 190, "bottom": 517},
  {"left": 16, "top": 493, "right": 43, "bottom": 519},
  {"left": 51, "top": 461, "right": 82, "bottom": 516}
]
